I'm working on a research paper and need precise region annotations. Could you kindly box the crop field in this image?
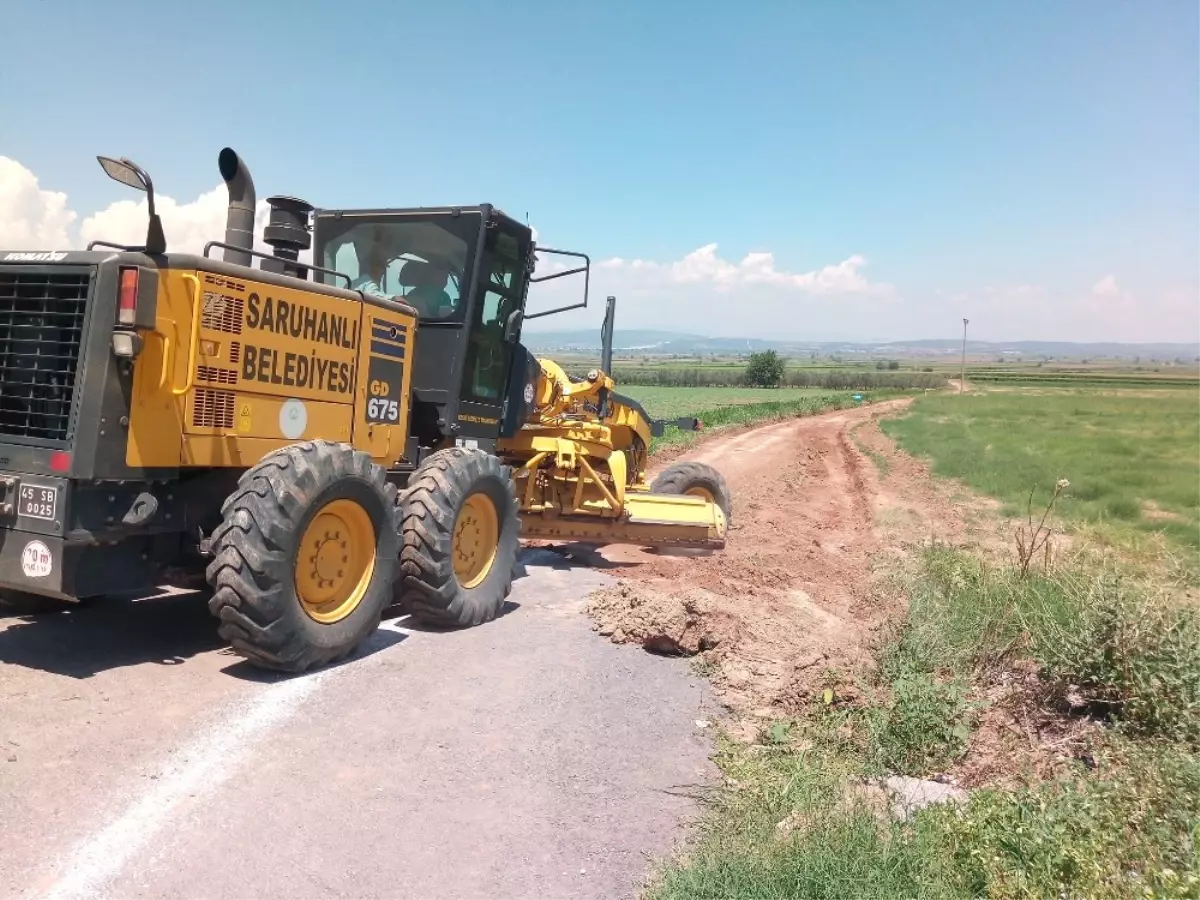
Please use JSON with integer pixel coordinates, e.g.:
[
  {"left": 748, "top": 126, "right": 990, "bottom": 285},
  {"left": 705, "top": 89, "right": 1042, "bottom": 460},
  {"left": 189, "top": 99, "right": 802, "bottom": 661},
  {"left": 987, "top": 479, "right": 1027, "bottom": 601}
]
[
  {"left": 612, "top": 385, "right": 887, "bottom": 452},
  {"left": 963, "top": 367, "right": 1200, "bottom": 389},
  {"left": 618, "top": 385, "right": 838, "bottom": 418},
  {"left": 882, "top": 387, "right": 1200, "bottom": 550},
  {"left": 646, "top": 378, "right": 1200, "bottom": 900}
]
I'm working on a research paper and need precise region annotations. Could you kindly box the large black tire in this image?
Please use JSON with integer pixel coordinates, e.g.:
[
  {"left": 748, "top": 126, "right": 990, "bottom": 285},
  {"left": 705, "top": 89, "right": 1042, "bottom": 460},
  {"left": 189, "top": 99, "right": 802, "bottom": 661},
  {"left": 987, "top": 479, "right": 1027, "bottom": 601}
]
[
  {"left": 397, "top": 448, "right": 520, "bottom": 628},
  {"left": 650, "top": 461, "right": 733, "bottom": 524},
  {"left": 206, "top": 441, "right": 399, "bottom": 672},
  {"left": 0, "top": 589, "right": 71, "bottom": 615}
]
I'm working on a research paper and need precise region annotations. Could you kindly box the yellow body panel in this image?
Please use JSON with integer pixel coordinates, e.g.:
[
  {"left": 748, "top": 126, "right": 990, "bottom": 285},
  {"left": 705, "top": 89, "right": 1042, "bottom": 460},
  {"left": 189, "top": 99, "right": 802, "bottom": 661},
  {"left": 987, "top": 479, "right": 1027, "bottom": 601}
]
[
  {"left": 497, "top": 357, "right": 727, "bottom": 548},
  {"left": 128, "top": 267, "right": 416, "bottom": 468}
]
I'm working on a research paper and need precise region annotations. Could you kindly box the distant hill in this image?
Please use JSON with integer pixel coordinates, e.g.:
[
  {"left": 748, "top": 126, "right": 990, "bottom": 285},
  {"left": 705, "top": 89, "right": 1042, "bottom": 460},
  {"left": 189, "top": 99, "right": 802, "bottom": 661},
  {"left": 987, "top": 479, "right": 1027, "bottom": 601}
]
[{"left": 522, "top": 329, "right": 1200, "bottom": 361}]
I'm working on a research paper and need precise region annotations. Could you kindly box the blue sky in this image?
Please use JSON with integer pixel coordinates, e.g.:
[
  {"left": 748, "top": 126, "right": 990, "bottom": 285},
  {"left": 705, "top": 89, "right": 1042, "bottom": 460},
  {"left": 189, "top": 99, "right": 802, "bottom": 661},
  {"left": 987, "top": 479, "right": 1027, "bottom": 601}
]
[{"left": 1, "top": 0, "right": 1196, "bottom": 343}]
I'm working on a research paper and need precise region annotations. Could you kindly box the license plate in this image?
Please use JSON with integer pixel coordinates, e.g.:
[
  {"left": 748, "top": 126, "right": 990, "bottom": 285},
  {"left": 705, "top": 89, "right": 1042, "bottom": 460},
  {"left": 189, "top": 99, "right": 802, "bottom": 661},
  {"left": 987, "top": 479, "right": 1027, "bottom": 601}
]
[{"left": 18, "top": 484, "right": 58, "bottom": 521}]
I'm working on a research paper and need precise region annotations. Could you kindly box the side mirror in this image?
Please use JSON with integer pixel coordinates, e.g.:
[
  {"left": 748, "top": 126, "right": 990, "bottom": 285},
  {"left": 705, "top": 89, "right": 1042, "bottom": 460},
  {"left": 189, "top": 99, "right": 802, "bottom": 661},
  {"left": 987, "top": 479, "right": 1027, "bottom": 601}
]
[
  {"left": 503, "top": 309, "right": 523, "bottom": 343},
  {"left": 96, "top": 156, "right": 166, "bottom": 255}
]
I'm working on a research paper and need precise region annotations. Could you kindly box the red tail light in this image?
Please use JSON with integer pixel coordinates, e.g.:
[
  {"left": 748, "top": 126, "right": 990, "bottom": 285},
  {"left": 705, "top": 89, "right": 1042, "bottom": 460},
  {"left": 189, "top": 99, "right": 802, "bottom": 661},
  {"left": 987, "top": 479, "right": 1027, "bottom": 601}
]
[
  {"left": 50, "top": 451, "right": 71, "bottom": 473},
  {"left": 118, "top": 267, "right": 139, "bottom": 326}
]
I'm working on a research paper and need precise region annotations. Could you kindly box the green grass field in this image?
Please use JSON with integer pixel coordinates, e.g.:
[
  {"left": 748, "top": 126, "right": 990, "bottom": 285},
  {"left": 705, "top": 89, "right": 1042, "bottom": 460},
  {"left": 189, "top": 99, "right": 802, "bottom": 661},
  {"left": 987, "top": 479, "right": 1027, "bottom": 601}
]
[
  {"left": 647, "top": 381, "right": 1200, "bottom": 899},
  {"left": 613, "top": 385, "right": 895, "bottom": 453},
  {"left": 619, "top": 385, "right": 837, "bottom": 418},
  {"left": 881, "top": 389, "right": 1200, "bottom": 549}
]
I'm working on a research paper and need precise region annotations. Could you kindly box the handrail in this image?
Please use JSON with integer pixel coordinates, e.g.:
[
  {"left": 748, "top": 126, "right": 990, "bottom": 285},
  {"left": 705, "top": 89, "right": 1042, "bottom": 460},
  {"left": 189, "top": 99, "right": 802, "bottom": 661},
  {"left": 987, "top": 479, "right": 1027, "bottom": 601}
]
[
  {"left": 201, "top": 241, "right": 353, "bottom": 288},
  {"left": 172, "top": 274, "right": 202, "bottom": 396},
  {"left": 158, "top": 332, "right": 172, "bottom": 390}
]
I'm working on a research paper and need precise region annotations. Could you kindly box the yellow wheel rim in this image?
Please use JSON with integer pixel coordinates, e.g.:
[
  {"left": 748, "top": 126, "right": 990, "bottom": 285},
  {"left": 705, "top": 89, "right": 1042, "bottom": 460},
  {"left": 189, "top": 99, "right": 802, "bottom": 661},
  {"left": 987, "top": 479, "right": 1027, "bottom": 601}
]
[
  {"left": 685, "top": 486, "right": 715, "bottom": 502},
  {"left": 453, "top": 492, "right": 499, "bottom": 589},
  {"left": 295, "top": 499, "right": 377, "bottom": 624}
]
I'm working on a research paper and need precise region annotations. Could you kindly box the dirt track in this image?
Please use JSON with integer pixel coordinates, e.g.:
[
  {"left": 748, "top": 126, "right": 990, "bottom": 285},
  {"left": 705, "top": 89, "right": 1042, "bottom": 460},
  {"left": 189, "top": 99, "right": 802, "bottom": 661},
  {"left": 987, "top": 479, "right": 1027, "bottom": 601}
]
[{"left": 588, "top": 398, "right": 996, "bottom": 721}]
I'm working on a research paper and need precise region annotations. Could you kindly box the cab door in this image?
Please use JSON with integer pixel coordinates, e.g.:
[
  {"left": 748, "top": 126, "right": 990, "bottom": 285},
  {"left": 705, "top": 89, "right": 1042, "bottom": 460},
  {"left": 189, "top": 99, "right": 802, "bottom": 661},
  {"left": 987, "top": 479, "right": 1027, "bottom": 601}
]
[{"left": 456, "top": 223, "right": 528, "bottom": 442}]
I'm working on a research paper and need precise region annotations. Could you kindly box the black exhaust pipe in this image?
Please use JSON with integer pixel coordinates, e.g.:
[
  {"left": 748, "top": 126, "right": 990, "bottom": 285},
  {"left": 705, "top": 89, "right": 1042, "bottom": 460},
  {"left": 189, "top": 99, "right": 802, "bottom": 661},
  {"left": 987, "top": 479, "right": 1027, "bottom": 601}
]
[{"left": 218, "top": 147, "right": 255, "bottom": 266}]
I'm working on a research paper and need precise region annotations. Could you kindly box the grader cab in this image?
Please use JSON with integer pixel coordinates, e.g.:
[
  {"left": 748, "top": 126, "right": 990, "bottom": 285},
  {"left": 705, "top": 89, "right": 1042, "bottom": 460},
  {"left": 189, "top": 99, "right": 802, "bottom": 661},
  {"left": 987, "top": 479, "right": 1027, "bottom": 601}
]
[{"left": 0, "top": 148, "right": 729, "bottom": 671}]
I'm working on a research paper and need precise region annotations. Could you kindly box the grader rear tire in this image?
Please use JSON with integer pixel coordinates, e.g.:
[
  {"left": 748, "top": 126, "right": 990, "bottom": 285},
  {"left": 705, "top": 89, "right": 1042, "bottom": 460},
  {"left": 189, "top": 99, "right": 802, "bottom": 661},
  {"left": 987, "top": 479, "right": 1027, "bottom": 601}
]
[
  {"left": 397, "top": 448, "right": 520, "bottom": 628},
  {"left": 206, "top": 440, "right": 399, "bottom": 672},
  {"left": 650, "top": 461, "right": 733, "bottom": 524}
]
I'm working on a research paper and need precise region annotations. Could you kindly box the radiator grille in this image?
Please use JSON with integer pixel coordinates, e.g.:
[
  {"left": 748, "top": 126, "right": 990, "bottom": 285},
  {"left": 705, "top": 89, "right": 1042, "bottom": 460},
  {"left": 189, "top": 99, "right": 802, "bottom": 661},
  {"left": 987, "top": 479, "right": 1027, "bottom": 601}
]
[
  {"left": 0, "top": 267, "right": 91, "bottom": 442},
  {"left": 229, "top": 341, "right": 241, "bottom": 364},
  {"left": 196, "top": 365, "right": 239, "bottom": 386},
  {"left": 201, "top": 291, "right": 243, "bottom": 334},
  {"left": 192, "top": 389, "right": 235, "bottom": 428}
]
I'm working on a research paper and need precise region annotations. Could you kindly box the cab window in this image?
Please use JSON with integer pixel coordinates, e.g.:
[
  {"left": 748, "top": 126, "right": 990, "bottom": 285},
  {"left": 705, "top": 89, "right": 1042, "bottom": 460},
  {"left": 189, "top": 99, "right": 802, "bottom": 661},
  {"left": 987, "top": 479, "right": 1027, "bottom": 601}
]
[
  {"left": 460, "top": 228, "right": 527, "bottom": 404},
  {"left": 321, "top": 219, "right": 469, "bottom": 322}
]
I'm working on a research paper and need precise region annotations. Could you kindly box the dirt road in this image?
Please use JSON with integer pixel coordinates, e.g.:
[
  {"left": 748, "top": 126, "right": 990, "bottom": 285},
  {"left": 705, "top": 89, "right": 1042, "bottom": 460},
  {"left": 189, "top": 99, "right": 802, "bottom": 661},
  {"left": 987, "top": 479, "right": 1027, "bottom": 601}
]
[{"left": 588, "top": 397, "right": 988, "bottom": 720}]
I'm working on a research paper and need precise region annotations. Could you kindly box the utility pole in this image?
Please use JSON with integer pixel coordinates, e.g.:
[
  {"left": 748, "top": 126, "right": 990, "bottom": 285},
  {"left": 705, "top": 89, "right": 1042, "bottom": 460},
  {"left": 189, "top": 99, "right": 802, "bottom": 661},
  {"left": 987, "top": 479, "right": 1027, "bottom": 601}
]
[{"left": 960, "top": 318, "right": 969, "bottom": 393}]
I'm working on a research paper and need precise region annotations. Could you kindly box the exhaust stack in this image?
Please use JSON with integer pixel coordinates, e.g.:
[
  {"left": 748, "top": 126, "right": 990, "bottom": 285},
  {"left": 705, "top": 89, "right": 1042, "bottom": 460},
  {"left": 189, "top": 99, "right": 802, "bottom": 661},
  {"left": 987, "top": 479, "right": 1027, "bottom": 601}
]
[{"left": 218, "top": 147, "right": 255, "bottom": 266}]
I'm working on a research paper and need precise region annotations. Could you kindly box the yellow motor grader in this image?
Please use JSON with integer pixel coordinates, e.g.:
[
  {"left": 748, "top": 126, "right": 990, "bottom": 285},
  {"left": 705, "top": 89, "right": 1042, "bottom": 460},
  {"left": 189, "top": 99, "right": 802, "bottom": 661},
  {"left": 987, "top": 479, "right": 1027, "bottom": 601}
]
[{"left": 0, "top": 148, "right": 729, "bottom": 671}]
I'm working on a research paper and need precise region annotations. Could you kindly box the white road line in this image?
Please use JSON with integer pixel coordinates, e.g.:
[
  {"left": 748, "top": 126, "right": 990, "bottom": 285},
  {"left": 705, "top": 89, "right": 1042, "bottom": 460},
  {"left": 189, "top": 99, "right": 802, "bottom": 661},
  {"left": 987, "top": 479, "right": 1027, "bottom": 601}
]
[{"left": 36, "top": 673, "right": 327, "bottom": 900}]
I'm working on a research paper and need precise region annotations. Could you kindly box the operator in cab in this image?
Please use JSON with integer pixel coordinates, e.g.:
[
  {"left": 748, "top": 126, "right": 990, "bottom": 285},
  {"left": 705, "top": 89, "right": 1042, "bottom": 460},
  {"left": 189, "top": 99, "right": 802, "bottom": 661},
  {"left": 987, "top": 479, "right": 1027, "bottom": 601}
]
[{"left": 351, "top": 231, "right": 390, "bottom": 299}]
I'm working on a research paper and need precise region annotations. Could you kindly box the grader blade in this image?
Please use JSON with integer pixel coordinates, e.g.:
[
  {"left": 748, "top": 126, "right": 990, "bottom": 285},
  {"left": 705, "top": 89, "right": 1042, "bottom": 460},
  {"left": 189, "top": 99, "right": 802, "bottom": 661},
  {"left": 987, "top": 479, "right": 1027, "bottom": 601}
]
[{"left": 519, "top": 493, "right": 727, "bottom": 550}]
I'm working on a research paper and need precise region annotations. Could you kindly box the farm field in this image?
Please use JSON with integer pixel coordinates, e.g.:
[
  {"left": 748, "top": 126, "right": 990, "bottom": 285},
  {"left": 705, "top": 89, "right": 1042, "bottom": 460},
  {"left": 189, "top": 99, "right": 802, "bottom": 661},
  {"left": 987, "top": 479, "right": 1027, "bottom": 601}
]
[
  {"left": 882, "top": 388, "right": 1200, "bottom": 550},
  {"left": 619, "top": 385, "right": 839, "bottom": 418},
  {"left": 613, "top": 384, "right": 889, "bottom": 451},
  {"left": 631, "top": 383, "right": 1199, "bottom": 900}
]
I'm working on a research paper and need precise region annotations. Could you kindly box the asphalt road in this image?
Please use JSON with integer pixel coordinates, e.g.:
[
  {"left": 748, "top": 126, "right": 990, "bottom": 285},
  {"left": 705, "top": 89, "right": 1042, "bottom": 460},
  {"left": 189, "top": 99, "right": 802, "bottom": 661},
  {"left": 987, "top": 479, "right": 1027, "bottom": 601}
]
[{"left": 0, "top": 549, "right": 717, "bottom": 899}]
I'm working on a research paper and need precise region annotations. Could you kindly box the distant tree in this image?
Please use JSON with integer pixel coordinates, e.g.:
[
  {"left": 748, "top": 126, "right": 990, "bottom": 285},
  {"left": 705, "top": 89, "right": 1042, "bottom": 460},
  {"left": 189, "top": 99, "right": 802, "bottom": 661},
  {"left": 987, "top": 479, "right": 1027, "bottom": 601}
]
[
  {"left": 875, "top": 360, "right": 887, "bottom": 370},
  {"left": 745, "top": 350, "right": 785, "bottom": 387},
  {"left": 887, "top": 360, "right": 900, "bottom": 370},
  {"left": 922, "top": 366, "right": 934, "bottom": 373}
]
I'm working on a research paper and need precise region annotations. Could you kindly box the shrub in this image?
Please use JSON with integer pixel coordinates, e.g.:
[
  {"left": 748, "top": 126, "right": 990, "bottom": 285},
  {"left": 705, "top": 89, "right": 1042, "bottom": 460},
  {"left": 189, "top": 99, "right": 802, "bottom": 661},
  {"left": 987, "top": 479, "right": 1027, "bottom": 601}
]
[
  {"left": 946, "top": 740, "right": 1200, "bottom": 900},
  {"left": 904, "top": 546, "right": 1200, "bottom": 745},
  {"left": 867, "top": 644, "right": 973, "bottom": 775}
]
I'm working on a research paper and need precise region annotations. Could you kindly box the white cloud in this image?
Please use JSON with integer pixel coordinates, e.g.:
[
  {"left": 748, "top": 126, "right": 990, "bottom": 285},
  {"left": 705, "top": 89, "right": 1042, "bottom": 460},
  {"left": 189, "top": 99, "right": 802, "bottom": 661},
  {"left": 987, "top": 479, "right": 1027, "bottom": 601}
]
[
  {"left": 526, "top": 243, "right": 895, "bottom": 339},
  {"left": 1091, "top": 274, "right": 1120, "bottom": 297},
  {"left": 596, "top": 243, "right": 889, "bottom": 295},
  {"left": 2, "top": 154, "right": 279, "bottom": 257},
  {"left": 0, "top": 157, "right": 77, "bottom": 248},
  {"left": 79, "top": 184, "right": 254, "bottom": 254}
]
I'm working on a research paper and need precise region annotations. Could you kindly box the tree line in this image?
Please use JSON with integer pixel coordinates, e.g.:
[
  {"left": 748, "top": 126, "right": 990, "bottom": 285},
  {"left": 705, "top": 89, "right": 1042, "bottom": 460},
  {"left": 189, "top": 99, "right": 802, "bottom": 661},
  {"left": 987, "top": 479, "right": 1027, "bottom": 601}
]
[{"left": 574, "top": 351, "right": 946, "bottom": 390}]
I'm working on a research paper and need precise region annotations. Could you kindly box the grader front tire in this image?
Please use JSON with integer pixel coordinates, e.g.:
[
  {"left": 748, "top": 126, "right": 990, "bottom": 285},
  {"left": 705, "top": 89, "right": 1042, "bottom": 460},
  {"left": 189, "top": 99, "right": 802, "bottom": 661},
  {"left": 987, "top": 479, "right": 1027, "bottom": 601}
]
[
  {"left": 650, "top": 461, "right": 733, "bottom": 524},
  {"left": 397, "top": 448, "right": 520, "bottom": 628},
  {"left": 206, "top": 441, "right": 399, "bottom": 673}
]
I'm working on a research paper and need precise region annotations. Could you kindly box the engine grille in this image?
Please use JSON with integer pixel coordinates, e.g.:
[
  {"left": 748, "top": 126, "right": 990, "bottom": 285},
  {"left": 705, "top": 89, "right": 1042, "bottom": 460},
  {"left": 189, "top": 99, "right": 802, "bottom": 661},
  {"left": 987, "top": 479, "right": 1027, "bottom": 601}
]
[
  {"left": 192, "top": 389, "right": 235, "bottom": 429},
  {"left": 0, "top": 267, "right": 91, "bottom": 442}
]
